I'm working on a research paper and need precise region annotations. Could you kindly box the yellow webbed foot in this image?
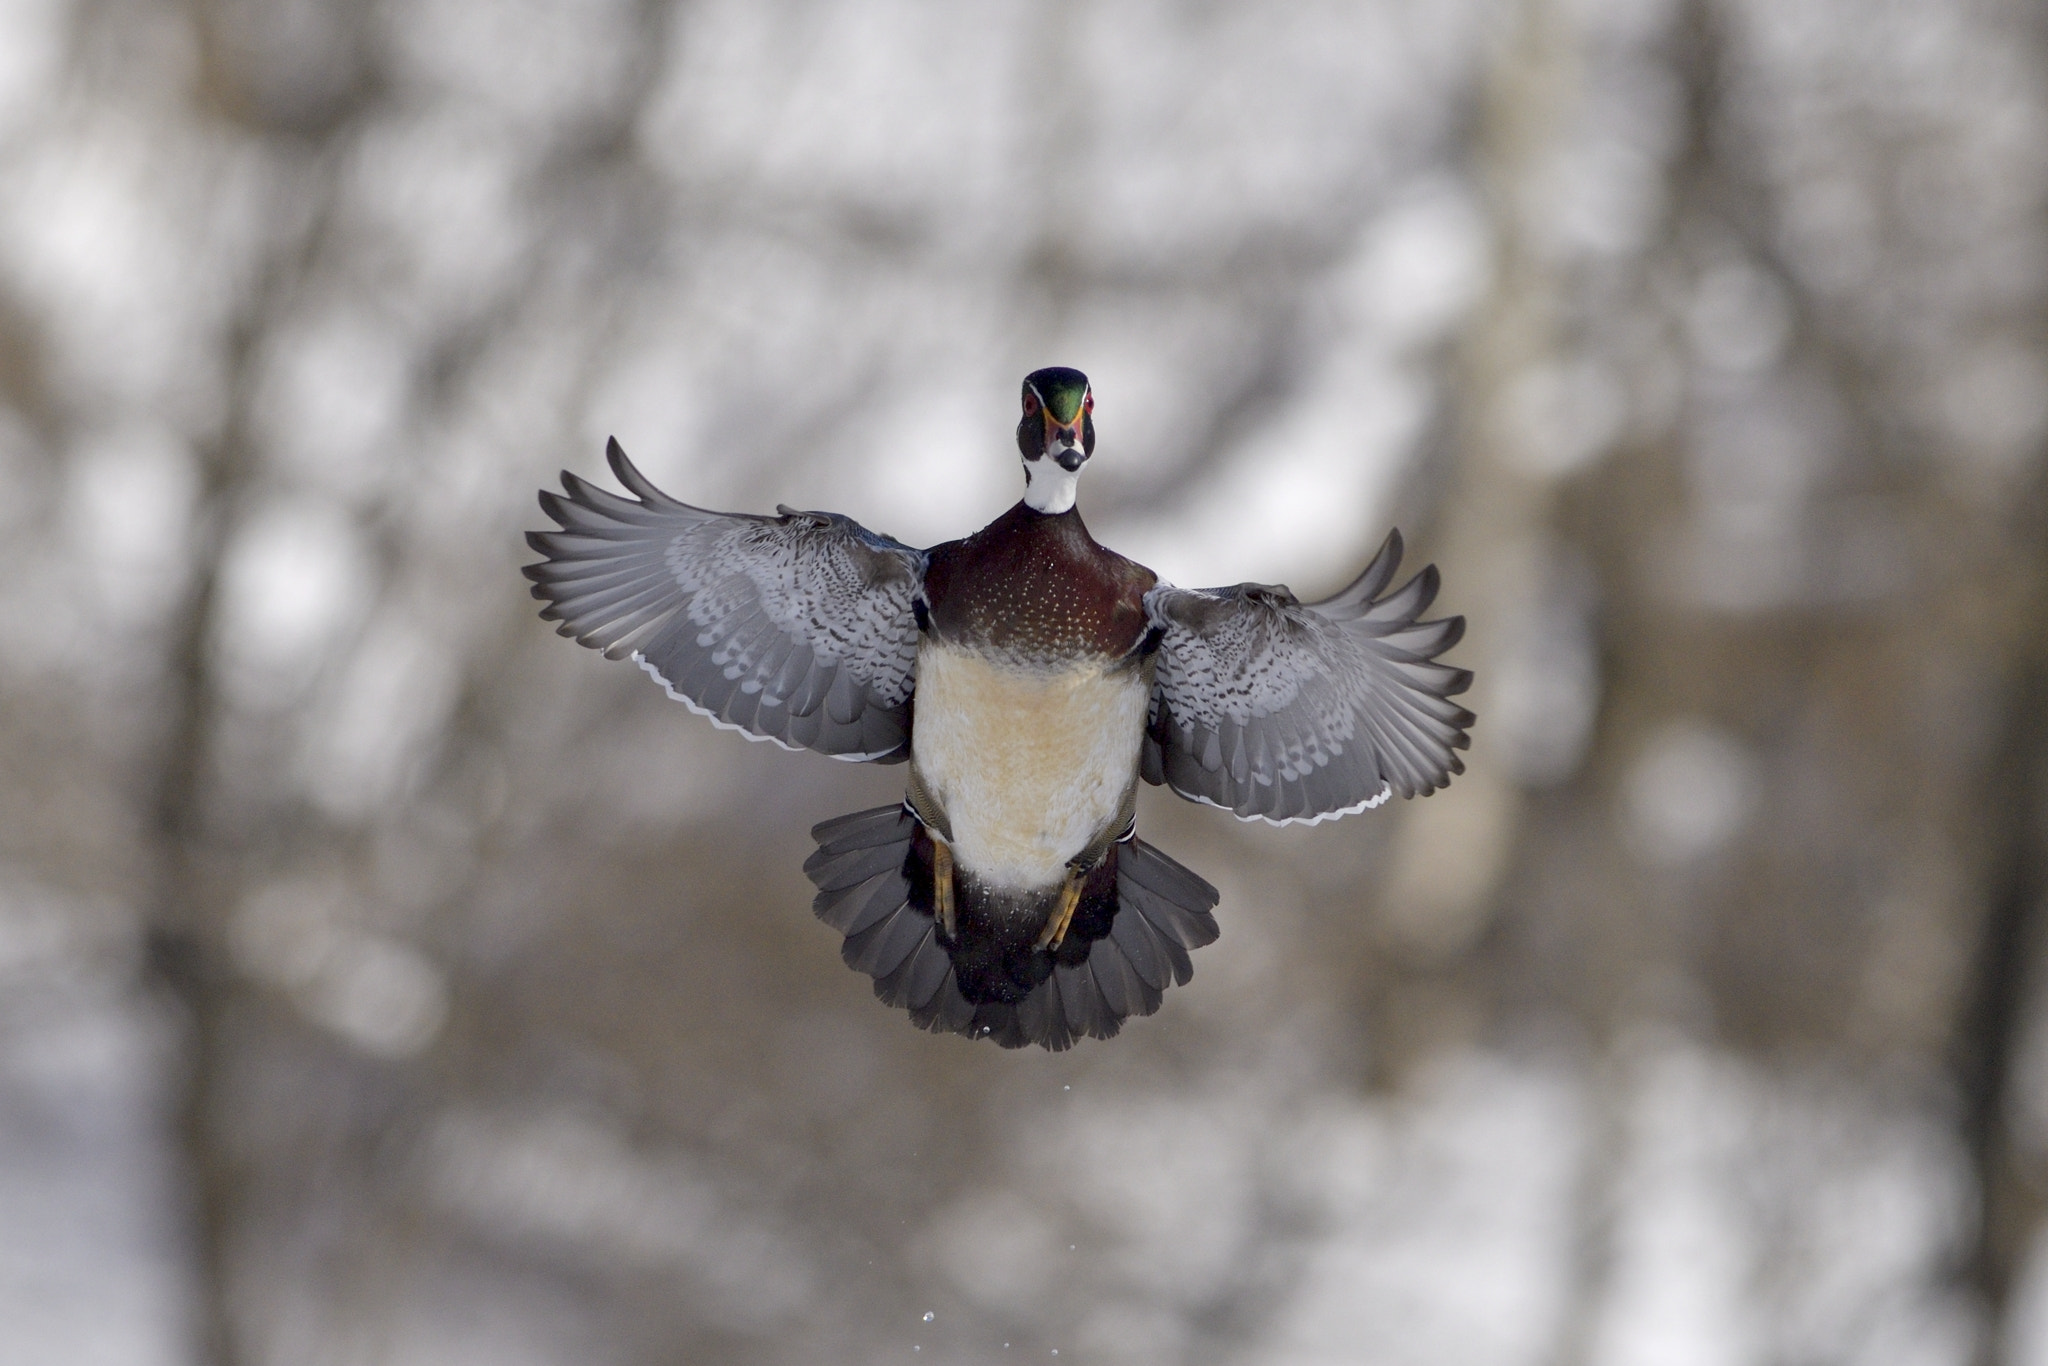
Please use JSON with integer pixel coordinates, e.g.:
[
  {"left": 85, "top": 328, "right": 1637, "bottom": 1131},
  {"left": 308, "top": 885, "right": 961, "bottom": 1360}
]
[
  {"left": 932, "top": 834, "right": 956, "bottom": 939},
  {"left": 1035, "top": 870, "right": 1086, "bottom": 951}
]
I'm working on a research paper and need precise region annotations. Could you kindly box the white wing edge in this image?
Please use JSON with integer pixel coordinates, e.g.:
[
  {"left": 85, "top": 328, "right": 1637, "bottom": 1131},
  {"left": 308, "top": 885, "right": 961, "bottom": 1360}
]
[
  {"left": 631, "top": 652, "right": 906, "bottom": 764},
  {"left": 1163, "top": 774, "right": 1393, "bottom": 828}
]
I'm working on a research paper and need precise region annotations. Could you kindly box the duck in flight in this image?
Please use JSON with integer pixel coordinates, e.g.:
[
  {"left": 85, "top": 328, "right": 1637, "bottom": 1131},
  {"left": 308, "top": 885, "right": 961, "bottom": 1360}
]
[{"left": 525, "top": 367, "right": 1472, "bottom": 1050}]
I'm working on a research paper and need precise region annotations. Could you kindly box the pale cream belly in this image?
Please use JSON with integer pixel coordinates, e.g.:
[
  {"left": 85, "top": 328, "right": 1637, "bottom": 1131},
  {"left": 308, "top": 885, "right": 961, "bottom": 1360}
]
[{"left": 910, "top": 642, "right": 1150, "bottom": 893}]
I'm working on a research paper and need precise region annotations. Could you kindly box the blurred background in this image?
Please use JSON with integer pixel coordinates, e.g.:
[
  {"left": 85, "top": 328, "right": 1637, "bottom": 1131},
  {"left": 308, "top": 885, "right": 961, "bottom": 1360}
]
[{"left": 1, "top": 0, "right": 2045, "bottom": 1362}]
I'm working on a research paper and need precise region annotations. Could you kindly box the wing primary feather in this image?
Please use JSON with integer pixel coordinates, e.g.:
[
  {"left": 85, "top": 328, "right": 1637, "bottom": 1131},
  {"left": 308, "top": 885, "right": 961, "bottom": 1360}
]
[
  {"left": 524, "top": 555, "right": 667, "bottom": 595},
  {"left": 1310, "top": 529, "right": 1403, "bottom": 615},
  {"left": 1365, "top": 563, "right": 1441, "bottom": 626},
  {"left": 555, "top": 470, "right": 677, "bottom": 529},
  {"left": 605, "top": 437, "right": 696, "bottom": 513},
  {"left": 549, "top": 575, "right": 680, "bottom": 630}
]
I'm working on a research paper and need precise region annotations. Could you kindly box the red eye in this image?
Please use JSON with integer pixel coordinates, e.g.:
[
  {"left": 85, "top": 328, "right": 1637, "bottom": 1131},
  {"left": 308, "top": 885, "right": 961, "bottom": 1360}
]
[
  {"left": 1023, "top": 392, "right": 1039, "bottom": 415},
  {"left": 1083, "top": 394, "right": 1093, "bottom": 413}
]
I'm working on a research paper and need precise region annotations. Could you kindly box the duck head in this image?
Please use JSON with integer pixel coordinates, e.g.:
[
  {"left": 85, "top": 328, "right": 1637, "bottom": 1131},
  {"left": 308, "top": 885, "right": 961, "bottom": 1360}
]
[{"left": 1016, "top": 366, "right": 1094, "bottom": 514}]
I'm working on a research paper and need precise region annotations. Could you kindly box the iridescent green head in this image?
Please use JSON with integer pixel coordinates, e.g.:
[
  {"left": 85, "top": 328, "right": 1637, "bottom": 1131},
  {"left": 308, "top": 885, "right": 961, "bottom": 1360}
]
[{"left": 1016, "top": 367, "right": 1095, "bottom": 514}]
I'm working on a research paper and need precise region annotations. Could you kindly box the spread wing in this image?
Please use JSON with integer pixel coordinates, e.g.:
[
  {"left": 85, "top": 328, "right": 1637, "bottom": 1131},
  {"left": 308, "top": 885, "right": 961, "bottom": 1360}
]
[
  {"left": 1142, "top": 531, "right": 1473, "bottom": 825},
  {"left": 525, "top": 439, "right": 926, "bottom": 762}
]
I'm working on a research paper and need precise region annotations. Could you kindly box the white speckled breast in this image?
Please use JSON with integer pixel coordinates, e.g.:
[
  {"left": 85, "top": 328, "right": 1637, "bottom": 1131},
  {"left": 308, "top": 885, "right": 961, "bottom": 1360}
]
[{"left": 911, "top": 642, "right": 1149, "bottom": 893}]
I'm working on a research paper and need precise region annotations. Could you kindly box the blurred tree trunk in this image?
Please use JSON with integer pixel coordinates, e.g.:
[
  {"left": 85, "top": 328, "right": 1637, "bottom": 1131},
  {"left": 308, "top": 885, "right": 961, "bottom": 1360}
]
[
  {"left": 1423, "top": 0, "right": 2048, "bottom": 1357},
  {"left": 144, "top": 348, "right": 246, "bottom": 1366},
  {"left": 1405, "top": 0, "right": 1635, "bottom": 1354},
  {"left": 146, "top": 10, "right": 370, "bottom": 1361},
  {"left": 143, "top": 188, "right": 281, "bottom": 1366},
  {"left": 1950, "top": 17, "right": 2048, "bottom": 1351},
  {"left": 1955, "top": 479, "right": 2048, "bottom": 1356}
]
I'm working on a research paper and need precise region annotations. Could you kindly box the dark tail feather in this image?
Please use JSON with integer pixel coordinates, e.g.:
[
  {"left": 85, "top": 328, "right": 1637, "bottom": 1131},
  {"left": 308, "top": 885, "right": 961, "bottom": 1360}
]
[{"left": 805, "top": 807, "right": 1220, "bottom": 1051}]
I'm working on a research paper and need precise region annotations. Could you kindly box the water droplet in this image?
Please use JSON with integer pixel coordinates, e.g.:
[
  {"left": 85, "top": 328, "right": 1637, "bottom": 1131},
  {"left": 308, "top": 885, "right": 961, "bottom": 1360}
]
[
  {"left": 1063, "top": 1084, "right": 1070, "bottom": 1091},
  {"left": 923, "top": 1312, "right": 935, "bottom": 1323}
]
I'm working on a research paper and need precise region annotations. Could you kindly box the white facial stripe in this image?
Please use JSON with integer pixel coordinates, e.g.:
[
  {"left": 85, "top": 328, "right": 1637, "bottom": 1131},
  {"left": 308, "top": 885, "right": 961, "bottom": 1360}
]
[{"left": 1022, "top": 457, "right": 1081, "bottom": 514}]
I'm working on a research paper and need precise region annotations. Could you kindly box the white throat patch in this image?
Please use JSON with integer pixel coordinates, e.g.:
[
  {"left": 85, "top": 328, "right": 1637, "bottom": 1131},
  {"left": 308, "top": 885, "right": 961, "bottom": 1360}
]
[{"left": 1022, "top": 457, "right": 1081, "bottom": 514}]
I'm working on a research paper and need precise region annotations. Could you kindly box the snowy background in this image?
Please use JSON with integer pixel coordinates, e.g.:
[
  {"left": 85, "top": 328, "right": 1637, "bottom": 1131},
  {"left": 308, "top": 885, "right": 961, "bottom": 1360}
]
[{"left": 2, "top": 0, "right": 2047, "bottom": 1362}]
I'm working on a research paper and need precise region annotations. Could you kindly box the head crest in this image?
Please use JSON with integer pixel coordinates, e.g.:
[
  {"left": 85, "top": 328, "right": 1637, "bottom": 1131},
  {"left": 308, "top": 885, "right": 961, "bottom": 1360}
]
[{"left": 1023, "top": 366, "right": 1090, "bottom": 425}]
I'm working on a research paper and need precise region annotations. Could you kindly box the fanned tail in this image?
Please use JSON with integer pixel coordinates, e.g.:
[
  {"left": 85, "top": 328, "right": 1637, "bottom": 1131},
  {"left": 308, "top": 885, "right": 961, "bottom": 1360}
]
[{"left": 803, "top": 806, "right": 1221, "bottom": 1051}]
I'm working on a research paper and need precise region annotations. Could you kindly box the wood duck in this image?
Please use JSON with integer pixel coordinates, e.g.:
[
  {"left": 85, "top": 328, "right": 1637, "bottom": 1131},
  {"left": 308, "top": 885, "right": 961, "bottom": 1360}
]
[{"left": 526, "top": 367, "right": 1472, "bottom": 1050}]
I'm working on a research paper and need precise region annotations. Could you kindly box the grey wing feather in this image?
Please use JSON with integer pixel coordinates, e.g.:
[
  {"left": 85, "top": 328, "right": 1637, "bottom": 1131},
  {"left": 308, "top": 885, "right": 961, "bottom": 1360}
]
[
  {"left": 526, "top": 438, "right": 926, "bottom": 762},
  {"left": 1143, "top": 530, "right": 1473, "bottom": 825}
]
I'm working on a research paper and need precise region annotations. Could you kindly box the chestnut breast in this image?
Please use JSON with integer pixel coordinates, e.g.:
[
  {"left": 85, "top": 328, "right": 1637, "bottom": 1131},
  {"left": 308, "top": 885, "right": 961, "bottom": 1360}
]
[{"left": 919, "top": 503, "right": 1157, "bottom": 664}]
